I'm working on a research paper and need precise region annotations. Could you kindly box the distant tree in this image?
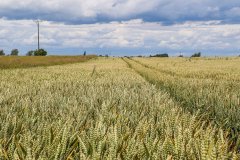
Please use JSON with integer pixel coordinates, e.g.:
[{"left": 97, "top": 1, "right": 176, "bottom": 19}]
[
  {"left": 105, "top": 54, "right": 109, "bottom": 57},
  {"left": 178, "top": 54, "right": 183, "bottom": 57},
  {"left": 34, "top": 49, "right": 47, "bottom": 56},
  {"left": 11, "top": 49, "right": 19, "bottom": 56},
  {"left": 83, "top": 51, "right": 86, "bottom": 56},
  {"left": 0, "top": 49, "right": 5, "bottom": 56},
  {"left": 191, "top": 52, "right": 201, "bottom": 57},
  {"left": 150, "top": 53, "right": 169, "bottom": 57},
  {"left": 178, "top": 52, "right": 183, "bottom": 57},
  {"left": 26, "top": 50, "right": 34, "bottom": 56}
]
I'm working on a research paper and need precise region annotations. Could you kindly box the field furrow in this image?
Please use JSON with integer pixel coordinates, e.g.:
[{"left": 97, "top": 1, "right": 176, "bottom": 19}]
[{"left": 124, "top": 57, "right": 240, "bottom": 151}]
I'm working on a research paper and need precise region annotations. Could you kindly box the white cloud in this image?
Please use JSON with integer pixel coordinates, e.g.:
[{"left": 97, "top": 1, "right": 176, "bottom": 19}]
[{"left": 0, "top": 18, "right": 240, "bottom": 55}]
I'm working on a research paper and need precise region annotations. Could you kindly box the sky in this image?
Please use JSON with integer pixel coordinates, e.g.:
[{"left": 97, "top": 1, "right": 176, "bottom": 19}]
[{"left": 0, "top": 0, "right": 240, "bottom": 56}]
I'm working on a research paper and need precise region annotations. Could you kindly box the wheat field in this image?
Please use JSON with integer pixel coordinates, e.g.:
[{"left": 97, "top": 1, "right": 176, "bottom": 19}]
[
  {"left": 0, "top": 56, "right": 96, "bottom": 69},
  {"left": 0, "top": 57, "right": 239, "bottom": 159}
]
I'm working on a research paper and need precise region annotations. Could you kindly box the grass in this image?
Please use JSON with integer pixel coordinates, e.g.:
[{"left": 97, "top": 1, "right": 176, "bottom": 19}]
[
  {"left": 0, "top": 55, "right": 96, "bottom": 69},
  {"left": 0, "top": 57, "right": 239, "bottom": 159}
]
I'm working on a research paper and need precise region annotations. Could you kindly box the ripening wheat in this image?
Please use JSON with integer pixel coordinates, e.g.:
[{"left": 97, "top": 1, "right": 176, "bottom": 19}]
[{"left": 0, "top": 57, "right": 239, "bottom": 159}]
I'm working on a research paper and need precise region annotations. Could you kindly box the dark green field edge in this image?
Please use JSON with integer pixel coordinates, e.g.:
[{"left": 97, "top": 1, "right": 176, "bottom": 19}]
[
  {"left": 122, "top": 58, "right": 240, "bottom": 151},
  {"left": 0, "top": 56, "right": 96, "bottom": 69}
]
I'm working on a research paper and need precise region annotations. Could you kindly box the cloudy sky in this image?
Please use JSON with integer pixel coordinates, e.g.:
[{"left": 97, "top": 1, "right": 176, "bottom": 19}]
[{"left": 0, "top": 0, "right": 240, "bottom": 56}]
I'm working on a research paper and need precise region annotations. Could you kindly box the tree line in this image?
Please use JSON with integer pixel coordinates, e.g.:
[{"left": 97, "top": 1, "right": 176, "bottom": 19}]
[{"left": 0, "top": 49, "right": 47, "bottom": 56}]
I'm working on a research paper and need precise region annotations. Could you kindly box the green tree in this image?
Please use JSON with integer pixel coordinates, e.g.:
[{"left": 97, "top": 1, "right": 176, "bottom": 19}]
[
  {"left": 26, "top": 50, "right": 34, "bottom": 56},
  {"left": 191, "top": 52, "right": 201, "bottom": 57},
  {"left": 34, "top": 49, "right": 47, "bottom": 56},
  {"left": 11, "top": 49, "right": 19, "bottom": 56},
  {"left": 0, "top": 49, "right": 5, "bottom": 56},
  {"left": 150, "top": 53, "right": 169, "bottom": 57}
]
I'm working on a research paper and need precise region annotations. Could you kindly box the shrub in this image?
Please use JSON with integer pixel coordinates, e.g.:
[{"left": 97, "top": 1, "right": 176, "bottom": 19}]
[
  {"left": 150, "top": 53, "right": 169, "bottom": 57},
  {"left": 191, "top": 52, "right": 201, "bottom": 57},
  {"left": 178, "top": 54, "right": 183, "bottom": 57},
  {"left": 10, "top": 49, "right": 19, "bottom": 56},
  {"left": 26, "top": 50, "right": 34, "bottom": 56},
  {"left": 0, "top": 49, "right": 5, "bottom": 56},
  {"left": 34, "top": 49, "right": 47, "bottom": 56}
]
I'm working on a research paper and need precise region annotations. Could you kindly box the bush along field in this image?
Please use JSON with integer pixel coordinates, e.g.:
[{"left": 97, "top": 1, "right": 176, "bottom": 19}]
[{"left": 0, "top": 57, "right": 239, "bottom": 159}]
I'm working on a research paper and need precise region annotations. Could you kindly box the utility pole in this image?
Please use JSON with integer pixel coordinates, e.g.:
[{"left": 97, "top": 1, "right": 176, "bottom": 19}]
[{"left": 34, "top": 20, "right": 43, "bottom": 50}]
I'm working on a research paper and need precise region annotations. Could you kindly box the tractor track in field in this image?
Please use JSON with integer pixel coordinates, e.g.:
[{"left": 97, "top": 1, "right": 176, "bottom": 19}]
[
  {"left": 121, "top": 57, "right": 240, "bottom": 151},
  {"left": 122, "top": 57, "right": 199, "bottom": 115},
  {"left": 130, "top": 58, "right": 240, "bottom": 82}
]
